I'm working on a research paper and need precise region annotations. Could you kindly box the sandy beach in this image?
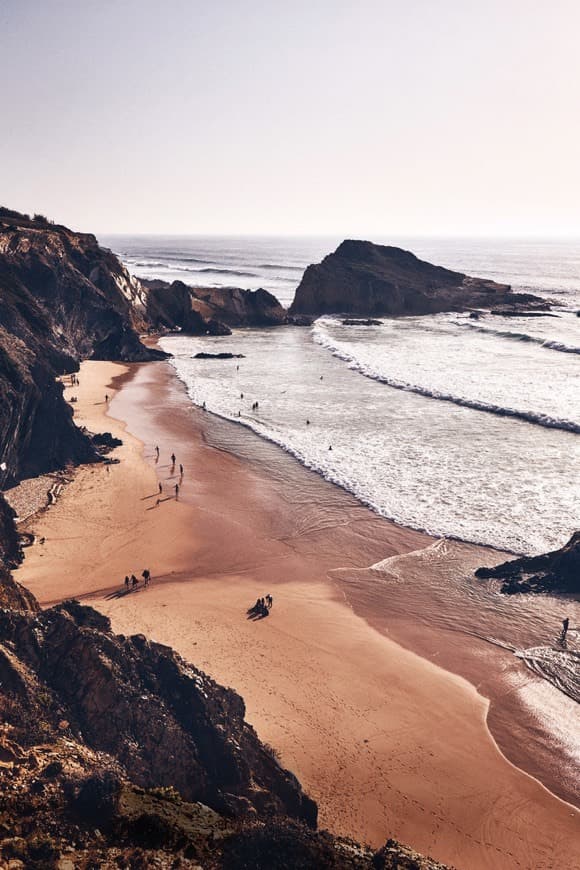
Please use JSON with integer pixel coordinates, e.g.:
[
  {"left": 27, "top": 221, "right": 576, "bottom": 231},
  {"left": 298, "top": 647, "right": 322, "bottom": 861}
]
[{"left": 15, "top": 359, "right": 580, "bottom": 870}]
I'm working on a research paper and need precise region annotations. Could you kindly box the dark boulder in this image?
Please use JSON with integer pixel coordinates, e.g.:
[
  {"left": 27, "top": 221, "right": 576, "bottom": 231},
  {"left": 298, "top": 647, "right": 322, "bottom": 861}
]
[
  {"left": 206, "top": 319, "right": 232, "bottom": 336},
  {"left": 194, "top": 352, "right": 245, "bottom": 360},
  {"left": 342, "top": 318, "right": 382, "bottom": 326},
  {"left": 475, "top": 531, "right": 580, "bottom": 595}
]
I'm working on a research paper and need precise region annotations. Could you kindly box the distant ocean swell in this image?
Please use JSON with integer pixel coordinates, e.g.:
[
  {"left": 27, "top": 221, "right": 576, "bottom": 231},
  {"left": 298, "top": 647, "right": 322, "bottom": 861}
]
[
  {"left": 312, "top": 322, "right": 580, "bottom": 435},
  {"left": 458, "top": 321, "right": 580, "bottom": 355}
]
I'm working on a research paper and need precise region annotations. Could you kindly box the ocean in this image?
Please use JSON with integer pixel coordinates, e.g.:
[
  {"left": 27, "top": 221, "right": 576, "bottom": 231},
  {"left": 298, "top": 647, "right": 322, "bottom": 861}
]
[{"left": 102, "top": 234, "right": 580, "bottom": 555}]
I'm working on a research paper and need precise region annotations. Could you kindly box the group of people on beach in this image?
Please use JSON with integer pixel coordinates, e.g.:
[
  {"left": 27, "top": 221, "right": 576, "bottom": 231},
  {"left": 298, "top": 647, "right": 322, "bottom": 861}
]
[
  {"left": 154, "top": 447, "right": 184, "bottom": 502},
  {"left": 124, "top": 569, "right": 151, "bottom": 591},
  {"left": 247, "top": 594, "right": 273, "bottom": 619}
]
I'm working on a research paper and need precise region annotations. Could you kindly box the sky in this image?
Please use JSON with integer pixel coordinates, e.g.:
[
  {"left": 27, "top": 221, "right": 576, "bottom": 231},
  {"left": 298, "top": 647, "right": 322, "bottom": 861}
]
[{"left": 1, "top": 0, "right": 579, "bottom": 236}]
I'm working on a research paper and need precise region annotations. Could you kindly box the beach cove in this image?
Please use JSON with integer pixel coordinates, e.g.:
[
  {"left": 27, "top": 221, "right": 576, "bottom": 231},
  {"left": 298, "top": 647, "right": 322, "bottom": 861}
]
[{"left": 15, "top": 358, "right": 580, "bottom": 870}]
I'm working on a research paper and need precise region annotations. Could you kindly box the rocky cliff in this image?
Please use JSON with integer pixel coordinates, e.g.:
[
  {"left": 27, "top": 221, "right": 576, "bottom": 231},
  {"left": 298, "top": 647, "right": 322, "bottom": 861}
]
[
  {"left": 289, "top": 240, "right": 547, "bottom": 317},
  {"left": 144, "top": 279, "right": 287, "bottom": 333},
  {"left": 475, "top": 531, "right": 580, "bottom": 595},
  {"left": 0, "top": 570, "right": 449, "bottom": 869},
  {"left": 0, "top": 209, "right": 167, "bottom": 488}
]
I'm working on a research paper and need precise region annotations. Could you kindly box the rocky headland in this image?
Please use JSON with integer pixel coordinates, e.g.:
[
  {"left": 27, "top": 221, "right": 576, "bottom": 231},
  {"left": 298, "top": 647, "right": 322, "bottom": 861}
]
[
  {"left": 289, "top": 240, "right": 548, "bottom": 317},
  {"left": 144, "top": 279, "right": 287, "bottom": 335},
  {"left": 475, "top": 532, "right": 580, "bottom": 595},
  {"left": 0, "top": 209, "right": 168, "bottom": 489}
]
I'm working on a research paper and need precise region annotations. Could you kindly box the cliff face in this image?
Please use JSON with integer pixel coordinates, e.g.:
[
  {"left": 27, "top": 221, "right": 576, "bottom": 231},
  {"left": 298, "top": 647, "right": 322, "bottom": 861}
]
[
  {"left": 0, "top": 210, "right": 164, "bottom": 362},
  {"left": 144, "top": 279, "right": 287, "bottom": 332},
  {"left": 289, "top": 240, "right": 545, "bottom": 317},
  {"left": 475, "top": 531, "right": 580, "bottom": 594},
  {"left": 0, "top": 209, "right": 167, "bottom": 487}
]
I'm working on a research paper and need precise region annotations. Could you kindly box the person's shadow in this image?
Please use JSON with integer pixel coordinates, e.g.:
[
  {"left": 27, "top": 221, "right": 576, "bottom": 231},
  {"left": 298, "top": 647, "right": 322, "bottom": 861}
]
[{"left": 246, "top": 605, "right": 269, "bottom": 620}]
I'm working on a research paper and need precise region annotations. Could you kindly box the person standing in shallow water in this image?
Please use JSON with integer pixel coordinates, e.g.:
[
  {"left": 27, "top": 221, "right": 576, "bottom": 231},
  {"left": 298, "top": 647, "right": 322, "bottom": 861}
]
[
  {"left": 175, "top": 483, "right": 179, "bottom": 499},
  {"left": 171, "top": 453, "right": 176, "bottom": 466},
  {"left": 560, "top": 617, "right": 570, "bottom": 646}
]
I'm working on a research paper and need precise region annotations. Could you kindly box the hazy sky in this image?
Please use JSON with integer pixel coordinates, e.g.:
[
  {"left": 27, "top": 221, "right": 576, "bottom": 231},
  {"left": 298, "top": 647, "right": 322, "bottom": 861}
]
[{"left": 1, "top": 0, "right": 579, "bottom": 235}]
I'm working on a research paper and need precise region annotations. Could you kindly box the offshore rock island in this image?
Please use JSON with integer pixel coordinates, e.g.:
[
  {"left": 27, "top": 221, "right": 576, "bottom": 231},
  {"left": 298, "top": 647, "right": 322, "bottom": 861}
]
[{"left": 289, "top": 239, "right": 548, "bottom": 317}]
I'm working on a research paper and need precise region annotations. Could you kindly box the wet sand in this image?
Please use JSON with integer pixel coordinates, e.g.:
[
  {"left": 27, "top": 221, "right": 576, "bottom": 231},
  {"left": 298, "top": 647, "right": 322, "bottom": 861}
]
[{"left": 16, "top": 360, "right": 580, "bottom": 870}]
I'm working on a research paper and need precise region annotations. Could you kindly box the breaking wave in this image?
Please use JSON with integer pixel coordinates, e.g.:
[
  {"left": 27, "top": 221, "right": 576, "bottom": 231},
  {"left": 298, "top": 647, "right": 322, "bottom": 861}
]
[
  {"left": 312, "top": 322, "right": 580, "bottom": 435},
  {"left": 458, "top": 321, "right": 580, "bottom": 355},
  {"left": 516, "top": 645, "right": 580, "bottom": 704}
]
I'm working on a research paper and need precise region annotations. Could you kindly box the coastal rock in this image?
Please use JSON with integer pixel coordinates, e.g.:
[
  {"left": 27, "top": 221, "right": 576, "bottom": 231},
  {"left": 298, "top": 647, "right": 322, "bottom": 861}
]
[
  {"left": 475, "top": 531, "right": 580, "bottom": 594},
  {"left": 206, "top": 318, "right": 233, "bottom": 336},
  {"left": 287, "top": 314, "right": 314, "bottom": 326},
  {"left": 342, "top": 318, "right": 382, "bottom": 326},
  {"left": 194, "top": 352, "right": 245, "bottom": 360},
  {"left": 190, "top": 285, "right": 287, "bottom": 327},
  {"left": 0, "top": 208, "right": 166, "bottom": 363},
  {"left": 0, "top": 208, "right": 167, "bottom": 487},
  {"left": 490, "top": 307, "right": 555, "bottom": 317},
  {"left": 0, "top": 592, "right": 317, "bottom": 825},
  {"left": 145, "top": 279, "right": 208, "bottom": 333},
  {"left": 289, "top": 239, "right": 546, "bottom": 317},
  {"left": 144, "top": 279, "right": 286, "bottom": 331}
]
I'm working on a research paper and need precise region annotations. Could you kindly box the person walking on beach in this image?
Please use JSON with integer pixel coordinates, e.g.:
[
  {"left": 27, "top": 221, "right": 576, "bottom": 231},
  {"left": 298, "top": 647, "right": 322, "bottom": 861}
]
[
  {"left": 124, "top": 575, "right": 130, "bottom": 591},
  {"left": 142, "top": 569, "right": 150, "bottom": 587},
  {"left": 171, "top": 452, "right": 176, "bottom": 467},
  {"left": 560, "top": 617, "right": 570, "bottom": 646},
  {"left": 179, "top": 464, "right": 183, "bottom": 476},
  {"left": 175, "top": 483, "right": 180, "bottom": 498},
  {"left": 105, "top": 393, "right": 109, "bottom": 403},
  {"left": 158, "top": 482, "right": 163, "bottom": 495},
  {"left": 155, "top": 445, "right": 160, "bottom": 458},
  {"left": 131, "top": 574, "right": 138, "bottom": 588}
]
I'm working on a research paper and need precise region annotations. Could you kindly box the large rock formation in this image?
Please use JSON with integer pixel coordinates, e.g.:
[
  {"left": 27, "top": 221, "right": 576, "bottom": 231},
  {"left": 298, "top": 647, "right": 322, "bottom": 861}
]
[
  {"left": 144, "top": 279, "right": 287, "bottom": 332},
  {"left": 0, "top": 569, "right": 449, "bottom": 869},
  {"left": 289, "top": 240, "right": 547, "bottom": 317},
  {"left": 475, "top": 531, "right": 580, "bottom": 594},
  {"left": 0, "top": 209, "right": 167, "bottom": 487}
]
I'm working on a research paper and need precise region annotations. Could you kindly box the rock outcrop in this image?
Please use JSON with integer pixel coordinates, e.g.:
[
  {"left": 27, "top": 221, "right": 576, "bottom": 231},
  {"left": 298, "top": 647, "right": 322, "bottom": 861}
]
[
  {"left": 0, "top": 208, "right": 167, "bottom": 488},
  {"left": 289, "top": 240, "right": 547, "bottom": 317},
  {"left": 0, "top": 595, "right": 316, "bottom": 825},
  {"left": 0, "top": 570, "right": 449, "bottom": 868},
  {"left": 144, "top": 279, "right": 286, "bottom": 332},
  {"left": 475, "top": 531, "right": 580, "bottom": 594}
]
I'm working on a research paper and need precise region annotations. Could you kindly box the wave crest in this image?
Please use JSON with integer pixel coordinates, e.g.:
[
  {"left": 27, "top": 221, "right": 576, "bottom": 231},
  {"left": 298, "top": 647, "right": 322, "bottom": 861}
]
[
  {"left": 458, "top": 321, "right": 580, "bottom": 355},
  {"left": 312, "top": 321, "right": 580, "bottom": 435}
]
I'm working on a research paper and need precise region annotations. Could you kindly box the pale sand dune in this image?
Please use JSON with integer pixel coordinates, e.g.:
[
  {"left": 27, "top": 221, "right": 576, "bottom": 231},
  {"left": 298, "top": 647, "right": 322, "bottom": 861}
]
[{"left": 16, "top": 360, "right": 580, "bottom": 870}]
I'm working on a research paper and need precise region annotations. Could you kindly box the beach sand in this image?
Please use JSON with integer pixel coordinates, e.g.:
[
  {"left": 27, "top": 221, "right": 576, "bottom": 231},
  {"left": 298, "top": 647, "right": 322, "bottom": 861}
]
[{"left": 16, "top": 359, "right": 580, "bottom": 870}]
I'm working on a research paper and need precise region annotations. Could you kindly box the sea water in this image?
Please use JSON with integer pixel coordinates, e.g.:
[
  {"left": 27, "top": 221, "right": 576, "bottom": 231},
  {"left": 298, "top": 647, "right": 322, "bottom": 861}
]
[{"left": 102, "top": 233, "right": 580, "bottom": 555}]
